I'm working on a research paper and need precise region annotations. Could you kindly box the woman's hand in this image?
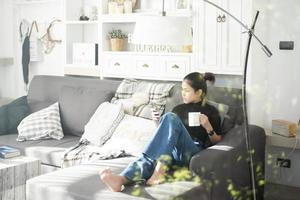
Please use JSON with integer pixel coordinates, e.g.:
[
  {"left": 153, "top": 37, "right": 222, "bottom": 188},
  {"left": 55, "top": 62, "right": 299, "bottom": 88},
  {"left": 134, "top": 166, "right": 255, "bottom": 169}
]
[
  {"left": 199, "top": 114, "right": 213, "bottom": 132},
  {"left": 199, "top": 113, "right": 222, "bottom": 144}
]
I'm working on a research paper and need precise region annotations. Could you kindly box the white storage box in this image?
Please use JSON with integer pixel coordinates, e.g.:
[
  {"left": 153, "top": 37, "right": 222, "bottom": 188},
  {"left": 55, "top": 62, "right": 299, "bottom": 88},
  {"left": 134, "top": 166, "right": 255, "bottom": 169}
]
[{"left": 72, "top": 43, "right": 98, "bottom": 65}]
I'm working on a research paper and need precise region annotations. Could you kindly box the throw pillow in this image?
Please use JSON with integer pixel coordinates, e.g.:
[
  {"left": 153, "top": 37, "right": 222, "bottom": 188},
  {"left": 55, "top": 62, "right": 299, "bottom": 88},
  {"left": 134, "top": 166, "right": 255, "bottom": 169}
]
[
  {"left": 115, "top": 92, "right": 149, "bottom": 115},
  {"left": 17, "top": 102, "right": 64, "bottom": 141},
  {"left": 111, "top": 79, "right": 139, "bottom": 102},
  {"left": 0, "top": 106, "right": 7, "bottom": 134},
  {"left": 111, "top": 78, "right": 175, "bottom": 120},
  {"left": 207, "top": 100, "right": 229, "bottom": 124},
  {"left": 0, "top": 96, "right": 30, "bottom": 135},
  {"left": 221, "top": 106, "right": 237, "bottom": 134},
  {"left": 100, "top": 114, "right": 157, "bottom": 157},
  {"left": 206, "top": 100, "right": 236, "bottom": 134},
  {"left": 81, "top": 102, "right": 125, "bottom": 146},
  {"left": 59, "top": 86, "right": 114, "bottom": 136},
  {"left": 134, "top": 81, "right": 175, "bottom": 119}
]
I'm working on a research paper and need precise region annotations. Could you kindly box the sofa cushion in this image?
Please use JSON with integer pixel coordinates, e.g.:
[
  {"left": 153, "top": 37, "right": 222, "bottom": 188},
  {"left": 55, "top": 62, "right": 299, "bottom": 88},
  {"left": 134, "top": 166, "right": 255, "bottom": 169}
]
[
  {"left": 101, "top": 114, "right": 157, "bottom": 157},
  {"left": 0, "top": 96, "right": 30, "bottom": 135},
  {"left": 27, "top": 76, "right": 121, "bottom": 113},
  {"left": 0, "top": 134, "right": 79, "bottom": 167},
  {"left": 81, "top": 102, "right": 125, "bottom": 146},
  {"left": 221, "top": 105, "right": 238, "bottom": 134},
  {"left": 111, "top": 79, "right": 175, "bottom": 120},
  {"left": 207, "top": 100, "right": 229, "bottom": 124},
  {"left": 59, "top": 86, "right": 114, "bottom": 136},
  {"left": 26, "top": 157, "right": 199, "bottom": 200},
  {"left": 17, "top": 103, "right": 64, "bottom": 141},
  {"left": 0, "top": 105, "right": 7, "bottom": 134}
]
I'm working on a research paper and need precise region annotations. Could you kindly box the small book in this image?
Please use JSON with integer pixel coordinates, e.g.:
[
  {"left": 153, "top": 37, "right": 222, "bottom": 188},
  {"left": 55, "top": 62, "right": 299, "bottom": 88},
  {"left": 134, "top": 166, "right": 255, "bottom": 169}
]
[
  {"left": 272, "top": 119, "right": 298, "bottom": 137},
  {"left": 0, "top": 145, "right": 21, "bottom": 159}
]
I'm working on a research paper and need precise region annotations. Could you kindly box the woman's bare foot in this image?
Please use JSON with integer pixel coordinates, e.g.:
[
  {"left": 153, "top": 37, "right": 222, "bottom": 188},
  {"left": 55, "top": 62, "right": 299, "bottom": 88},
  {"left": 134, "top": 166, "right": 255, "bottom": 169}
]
[
  {"left": 146, "top": 162, "right": 167, "bottom": 185},
  {"left": 99, "top": 168, "right": 126, "bottom": 192}
]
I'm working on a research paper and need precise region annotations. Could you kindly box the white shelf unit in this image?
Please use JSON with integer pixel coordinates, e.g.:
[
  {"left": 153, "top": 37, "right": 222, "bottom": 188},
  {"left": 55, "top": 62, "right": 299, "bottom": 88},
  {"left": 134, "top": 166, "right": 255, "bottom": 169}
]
[
  {"left": 99, "top": 0, "right": 194, "bottom": 80},
  {"left": 64, "top": 0, "right": 101, "bottom": 77},
  {"left": 63, "top": 0, "right": 251, "bottom": 78},
  {"left": 65, "top": 21, "right": 99, "bottom": 24},
  {"left": 102, "top": 51, "right": 191, "bottom": 81},
  {"left": 64, "top": 65, "right": 101, "bottom": 77}
]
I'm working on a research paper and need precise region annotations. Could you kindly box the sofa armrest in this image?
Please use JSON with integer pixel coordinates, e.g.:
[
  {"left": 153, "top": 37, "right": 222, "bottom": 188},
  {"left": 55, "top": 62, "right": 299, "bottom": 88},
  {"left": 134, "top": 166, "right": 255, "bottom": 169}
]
[{"left": 189, "top": 125, "right": 266, "bottom": 200}]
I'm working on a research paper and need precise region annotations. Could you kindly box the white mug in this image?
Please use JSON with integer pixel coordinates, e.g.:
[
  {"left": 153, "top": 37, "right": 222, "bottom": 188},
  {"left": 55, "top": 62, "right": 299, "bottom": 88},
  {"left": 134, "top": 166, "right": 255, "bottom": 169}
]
[{"left": 188, "top": 112, "right": 201, "bottom": 127}]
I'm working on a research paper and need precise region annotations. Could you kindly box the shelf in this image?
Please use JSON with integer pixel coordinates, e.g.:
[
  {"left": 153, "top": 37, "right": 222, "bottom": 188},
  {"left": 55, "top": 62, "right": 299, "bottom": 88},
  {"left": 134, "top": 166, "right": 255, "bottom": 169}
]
[
  {"left": 103, "top": 73, "right": 183, "bottom": 82},
  {"left": 64, "top": 65, "right": 101, "bottom": 77},
  {"left": 101, "top": 14, "right": 143, "bottom": 23},
  {"left": 102, "top": 51, "right": 192, "bottom": 56},
  {"left": 101, "top": 10, "right": 192, "bottom": 23},
  {"left": 133, "top": 9, "right": 193, "bottom": 17},
  {"left": 15, "top": 0, "right": 59, "bottom": 5},
  {"left": 65, "top": 21, "right": 99, "bottom": 25}
]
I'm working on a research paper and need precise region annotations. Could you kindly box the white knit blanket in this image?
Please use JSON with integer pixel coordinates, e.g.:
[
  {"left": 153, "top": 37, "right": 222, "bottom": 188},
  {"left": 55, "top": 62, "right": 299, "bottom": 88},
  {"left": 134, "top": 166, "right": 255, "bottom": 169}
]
[{"left": 62, "top": 102, "right": 127, "bottom": 168}]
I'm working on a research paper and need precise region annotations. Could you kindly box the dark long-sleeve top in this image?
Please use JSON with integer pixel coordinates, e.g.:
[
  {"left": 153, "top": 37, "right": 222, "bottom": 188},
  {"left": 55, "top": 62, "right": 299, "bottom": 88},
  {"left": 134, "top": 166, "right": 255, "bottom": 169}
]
[{"left": 172, "top": 102, "right": 222, "bottom": 146}]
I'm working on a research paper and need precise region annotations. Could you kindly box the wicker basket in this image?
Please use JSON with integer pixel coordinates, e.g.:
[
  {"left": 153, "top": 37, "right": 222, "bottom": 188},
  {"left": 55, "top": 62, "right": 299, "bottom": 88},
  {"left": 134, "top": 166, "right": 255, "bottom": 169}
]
[{"left": 110, "top": 38, "right": 124, "bottom": 51}]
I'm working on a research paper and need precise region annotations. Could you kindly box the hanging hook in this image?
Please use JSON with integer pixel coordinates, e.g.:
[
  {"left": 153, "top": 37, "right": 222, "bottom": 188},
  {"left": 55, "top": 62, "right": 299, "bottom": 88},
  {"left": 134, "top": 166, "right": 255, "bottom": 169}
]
[
  {"left": 46, "top": 19, "right": 62, "bottom": 42},
  {"left": 19, "top": 19, "right": 30, "bottom": 41},
  {"left": 29, "top": 20, "right": 39, "bottom": 37},
  {"left": 40, "top": 19, "right": 62, "bottom": 54}
]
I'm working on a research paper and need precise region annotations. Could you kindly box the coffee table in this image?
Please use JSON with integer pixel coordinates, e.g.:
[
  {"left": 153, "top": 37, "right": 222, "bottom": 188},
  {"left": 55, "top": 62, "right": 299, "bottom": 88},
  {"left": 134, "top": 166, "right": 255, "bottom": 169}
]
[{"left": 0, "top": 156, "right": 41, "bottom": 200}]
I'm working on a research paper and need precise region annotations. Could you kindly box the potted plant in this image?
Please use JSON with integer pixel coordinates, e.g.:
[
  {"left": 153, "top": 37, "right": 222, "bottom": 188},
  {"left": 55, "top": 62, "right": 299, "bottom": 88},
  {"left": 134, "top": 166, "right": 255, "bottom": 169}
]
[{"left": 108, "top": 29, "right": 128, "bottom": 51}]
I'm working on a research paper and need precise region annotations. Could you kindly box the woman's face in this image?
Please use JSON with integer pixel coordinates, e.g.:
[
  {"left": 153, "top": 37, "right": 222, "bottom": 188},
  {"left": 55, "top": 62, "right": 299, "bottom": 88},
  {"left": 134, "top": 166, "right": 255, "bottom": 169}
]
[{"left": 181, "top": 80, "right": 202, "bottom": 104}]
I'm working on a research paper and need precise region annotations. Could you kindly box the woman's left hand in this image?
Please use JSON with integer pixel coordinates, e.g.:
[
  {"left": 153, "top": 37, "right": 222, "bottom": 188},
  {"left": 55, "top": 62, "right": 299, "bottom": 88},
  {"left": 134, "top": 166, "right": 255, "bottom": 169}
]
[
  {"left": 199, "top": 114, "right": 213, "bottom": 133},
  {"left": 199, "top": 113, "right": 222, "bottom": 144}
]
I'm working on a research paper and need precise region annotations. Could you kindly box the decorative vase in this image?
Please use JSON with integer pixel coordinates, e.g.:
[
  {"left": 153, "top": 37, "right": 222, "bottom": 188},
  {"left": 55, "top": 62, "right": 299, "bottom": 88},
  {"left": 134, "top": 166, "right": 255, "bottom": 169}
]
[
  {"left": 108, "top": 1, "right": 118, "bottom": 14},
  {"left": 124, "top": 0, "right": 132, "bottom": 13},
  {"left": 110, "top": 38, "right": 124, "bottom": 51}
]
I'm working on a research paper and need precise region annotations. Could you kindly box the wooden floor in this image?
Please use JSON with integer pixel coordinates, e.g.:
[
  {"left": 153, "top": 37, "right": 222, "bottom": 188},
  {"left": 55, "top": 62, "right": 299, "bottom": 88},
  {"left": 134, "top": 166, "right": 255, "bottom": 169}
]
[{"left": 264, "top": 183, "right": 300, "bottom": 200}]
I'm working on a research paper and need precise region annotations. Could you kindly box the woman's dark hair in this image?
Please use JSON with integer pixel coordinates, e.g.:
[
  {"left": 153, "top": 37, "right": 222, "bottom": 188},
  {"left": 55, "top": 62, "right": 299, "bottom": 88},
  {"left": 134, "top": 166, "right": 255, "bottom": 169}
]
[{"left": 183, "top": 72, "right": 215, "bottom": 94}]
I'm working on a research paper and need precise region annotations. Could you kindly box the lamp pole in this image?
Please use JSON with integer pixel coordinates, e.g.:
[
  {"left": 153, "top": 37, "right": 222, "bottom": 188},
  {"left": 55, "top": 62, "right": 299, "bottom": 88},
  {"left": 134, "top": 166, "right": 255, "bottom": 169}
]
[{"left": 202, "top": 1, "right": 272, "bottom": 199}]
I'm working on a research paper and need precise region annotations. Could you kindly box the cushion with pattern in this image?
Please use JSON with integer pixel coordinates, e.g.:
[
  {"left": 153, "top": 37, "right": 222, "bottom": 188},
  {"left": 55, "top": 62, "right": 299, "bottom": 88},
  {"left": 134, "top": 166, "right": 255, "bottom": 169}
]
[
  {"left": 17, "top": 102, "right": 64, "bottom": 141},
  {"left": 111, "top": 79, "right": 175, "bottom": 120}
]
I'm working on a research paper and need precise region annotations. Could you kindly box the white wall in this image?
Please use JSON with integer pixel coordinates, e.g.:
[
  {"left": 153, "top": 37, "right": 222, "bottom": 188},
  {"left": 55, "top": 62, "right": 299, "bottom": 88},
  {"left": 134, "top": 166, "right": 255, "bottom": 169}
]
[
  {"left": 249, "top": 0, "right": 300, "bottom": 129},
  {"left": 0, "top": 0, "right": 64, "bottom": 98},
  {"left": 0, "top": 0, "right": 14, "bottom": 97}
]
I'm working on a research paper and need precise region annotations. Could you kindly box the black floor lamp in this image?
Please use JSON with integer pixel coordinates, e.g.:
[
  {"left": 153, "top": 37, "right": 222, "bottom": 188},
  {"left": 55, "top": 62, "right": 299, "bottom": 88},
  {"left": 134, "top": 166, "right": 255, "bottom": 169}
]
[{"left": 203, "top": 1, "right": 272, "bottom": 199}]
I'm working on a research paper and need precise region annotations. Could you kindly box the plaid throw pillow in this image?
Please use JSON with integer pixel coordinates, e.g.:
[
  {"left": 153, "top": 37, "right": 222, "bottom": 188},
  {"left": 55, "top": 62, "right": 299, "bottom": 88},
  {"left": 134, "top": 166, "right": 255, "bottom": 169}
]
[
  {"left": 111, "top": 79, "right": 139, "bottom": 102},
  {"left": 17, "top": 102, "right": 64, "bottom": 141},
  {"left": 111, "top": 79, "right": 175, "bottom": 120}
]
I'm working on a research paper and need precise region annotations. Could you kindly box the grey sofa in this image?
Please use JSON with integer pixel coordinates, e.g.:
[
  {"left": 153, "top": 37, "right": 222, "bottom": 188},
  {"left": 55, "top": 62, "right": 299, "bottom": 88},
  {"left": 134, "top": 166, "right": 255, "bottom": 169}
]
[{"left": 0, "top": 75, "right": 266, "bottom": 200}]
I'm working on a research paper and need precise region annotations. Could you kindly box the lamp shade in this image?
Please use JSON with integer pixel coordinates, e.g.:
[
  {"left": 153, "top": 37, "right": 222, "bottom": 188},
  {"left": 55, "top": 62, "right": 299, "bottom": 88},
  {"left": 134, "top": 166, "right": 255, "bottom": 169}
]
[{"left": 132, "top": 16, "right": 192, "bottom": 45}]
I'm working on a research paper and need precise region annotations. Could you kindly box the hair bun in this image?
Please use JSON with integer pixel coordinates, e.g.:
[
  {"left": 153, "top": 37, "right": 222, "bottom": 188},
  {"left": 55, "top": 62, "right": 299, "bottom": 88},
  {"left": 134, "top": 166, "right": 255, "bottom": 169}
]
[{"left": 204, "top": 72, "right": 215, "bottom": 83}]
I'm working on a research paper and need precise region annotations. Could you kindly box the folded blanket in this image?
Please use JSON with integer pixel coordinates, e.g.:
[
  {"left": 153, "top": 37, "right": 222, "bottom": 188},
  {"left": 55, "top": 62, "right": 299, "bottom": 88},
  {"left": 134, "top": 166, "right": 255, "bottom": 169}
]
[
  {"left": 62, "top": 102, "right": 126, "bottom": 168},
  {"left": 62, "top": 141, "right": 131, "bottom": 168}
]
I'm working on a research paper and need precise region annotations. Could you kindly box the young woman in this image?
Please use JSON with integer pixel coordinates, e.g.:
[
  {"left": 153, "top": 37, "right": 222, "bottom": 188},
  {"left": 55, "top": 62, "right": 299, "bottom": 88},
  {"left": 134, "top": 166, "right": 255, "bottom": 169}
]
[{"left": 100, "top": 72, "right": 222, "bottom": 192}]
